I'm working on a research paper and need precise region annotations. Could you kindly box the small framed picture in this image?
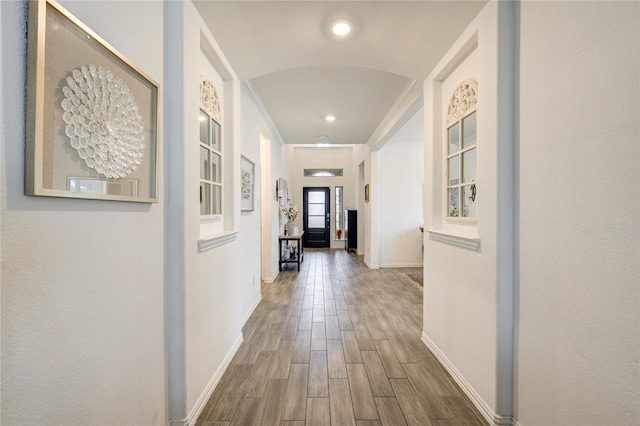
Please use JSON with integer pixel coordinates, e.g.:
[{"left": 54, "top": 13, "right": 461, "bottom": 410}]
[
  {"left": 241, "top": 155, "right": 255, "bottom": 212},
  {"left": 25, "top": 0, "right": 160, "bottom": 203}
]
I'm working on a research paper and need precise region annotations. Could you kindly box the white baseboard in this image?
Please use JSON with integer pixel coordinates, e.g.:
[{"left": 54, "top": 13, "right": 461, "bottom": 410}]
[
  {"left": 241, "top": 294, "right": 262, "bottom": 326},
  {"left": 170, "top": 333, "right": 243, "bottom": 426},
  {"left": 262, "top": 270, "right": 279, "bottom": 283},
  {"left": 421, "top": 332, "right": 513, "bottom": 426},
  {"left": 364, "top": 259, "right": 379, "bottom": 269},
  {"left": 380, "top": 262, "right": 423, "bottom": 268},
  {"left": 178, "top": 298, "right": 261, "bottom": 426}
]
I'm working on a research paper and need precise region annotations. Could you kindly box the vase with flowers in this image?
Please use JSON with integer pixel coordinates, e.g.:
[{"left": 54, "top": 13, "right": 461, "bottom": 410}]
[{"left": 280, "top": 202, "right": 298, "bottom": 235}]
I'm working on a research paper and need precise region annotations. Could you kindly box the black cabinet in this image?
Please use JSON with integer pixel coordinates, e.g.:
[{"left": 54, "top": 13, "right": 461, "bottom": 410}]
[{"left": 345, "top": 210, "right": 357, "bottom": 253}]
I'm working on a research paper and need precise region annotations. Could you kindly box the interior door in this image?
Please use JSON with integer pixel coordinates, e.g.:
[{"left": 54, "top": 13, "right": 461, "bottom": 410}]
[{"left": 303, "top": 187, "right": 330, "bottom": 248}]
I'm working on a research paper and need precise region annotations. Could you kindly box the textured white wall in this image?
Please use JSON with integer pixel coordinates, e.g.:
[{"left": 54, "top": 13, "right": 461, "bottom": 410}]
[
  {"left": 1, "top": 1, "right": 166, "bottom": 424},
  {"left": 378, "top": 109, "right": 424, "bottom": 267},
  {"left": 516, "top": 2, "right": 640, "bottom": 424},
  {"left": 164, "top": 2, "right": 268, "bottom": 423},
  {"left": 422, "top": 2, "right": 514, "bottom": 420}
]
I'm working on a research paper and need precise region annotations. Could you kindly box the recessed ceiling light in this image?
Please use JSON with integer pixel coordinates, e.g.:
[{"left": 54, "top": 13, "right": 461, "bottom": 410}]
[
  {"left": 325, "top": 115, "right": 336, "bottom": 122},
  {"left": 332, "top": 19, "right": 351, "bottom": 36}
]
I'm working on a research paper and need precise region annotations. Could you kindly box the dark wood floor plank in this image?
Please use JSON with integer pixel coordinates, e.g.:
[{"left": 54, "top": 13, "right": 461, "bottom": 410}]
[
  {"left": 374, "top": 339, "right": 406, "bottom": 379},
  {"left": 327, "top": 338, "right": 348, "bottom": 378},
  {"left": 353, "top": 322, "right": 376, "bottom": 351},
  {"left": 292, "top": 330, "right": 311, "bottom": 364},
  {"left": 281, "top": 364, "right": 309, "bottom": 421},
  {"left": 363, "top": 314, "right": 387, "bottom": 340},
  {"left": 337, "top": 308, "right": 354, "bottom": 330},
  {"left": 298, "top": 309, "right": 312, "bottom": 331},
  {"left": 312, "top": 304, "right": 325, "bottom": 323},
  {"left": 255, "top": 379, "right": 287, "bottom": 426},
  {"left": 389, "top": 378, "right": 432, "bottom": 426},
  {"left": 329, "top": 378, "right": 357, "bottom": 426},
  {"left": 374, "top": 397, "right": 408, "bottom": 426},
  {"left": 341, "top": 330, "right": 363, "bottom": 363},
  {"left": 347, "top": 363, "right": 379, "bottom": 420},
  {"left": 361, "top": 351, "right": 395, "bottom": 397},
  {"left": 283, "top": 316, "right": 299, "bottom": 340},
  {"left": 324, "top": 299, "right": 337, "bottom": 316},
  {"left": 311, "top": 323, "right": 327, "bottom": 351},
  {"left": 268, "top": 349, "right": 292, "bottom": 380},
  {"left": 402, "top": 362, "right": 450, "bottom": 419},
  {"left": 229, "top": 397, "right": 260, "bottom": 426},
  {"left": 305, "top": 398, "right": 330, "bottom": 426},
  {"left": 244, "top": 351, "right": 274, "bottom": 397},
  {"left": 308, "top": 351, "right": 329, "bottom": 398},
  {"left": 325, "top": 315, "right": 341, "bottom": 340}
]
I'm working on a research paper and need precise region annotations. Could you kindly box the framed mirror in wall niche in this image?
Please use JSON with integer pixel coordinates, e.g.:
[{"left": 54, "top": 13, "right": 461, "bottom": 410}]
[
  {"left": 199, "top": 79, "right": 222, "bottom": 217},
  {"left": 25, "top": 0, "right": 160, "bottom": 203},
  {"left": 446, "top": 80, "right": 477, "bottom": 220}
]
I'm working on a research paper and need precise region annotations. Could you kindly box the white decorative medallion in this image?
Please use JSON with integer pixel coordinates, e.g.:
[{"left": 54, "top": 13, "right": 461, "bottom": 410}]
[
  {"left": 61, "top": 64, "right": 145, "bottom": 179},
  {"left": 200, "top": 79, "right": 221, "bottom": 122},
  {"left": 447, "top": 79, "right": 478, "bottom": 127}
]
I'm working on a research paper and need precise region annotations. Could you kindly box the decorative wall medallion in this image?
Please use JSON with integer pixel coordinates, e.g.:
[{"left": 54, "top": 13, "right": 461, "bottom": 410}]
[
  {"left": 200, "top": 79, "right": 221, "bottom": 122},
  {"left": 61, "top": 64, "right": 145, "bottom": 179},
  {"left": 447, "top": 79, "right": 478, "bottom": 126}
]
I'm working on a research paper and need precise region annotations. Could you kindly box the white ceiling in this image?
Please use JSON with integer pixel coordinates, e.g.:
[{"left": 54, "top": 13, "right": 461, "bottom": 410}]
[{"left": 193, "top": 1, "right": 487, "bottom": 145}]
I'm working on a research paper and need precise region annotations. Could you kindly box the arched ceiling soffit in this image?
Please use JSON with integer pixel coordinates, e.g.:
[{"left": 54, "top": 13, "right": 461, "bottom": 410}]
[
  {"left": 193, "top": 0, "right": 488, "bottom": 83},
  {"left": 250, "top": 66, "right": 411, "bottom": 145}
]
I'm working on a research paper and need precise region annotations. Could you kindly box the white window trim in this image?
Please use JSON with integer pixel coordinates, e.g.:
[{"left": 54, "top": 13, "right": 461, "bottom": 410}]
[
  {"left": 445, "top": 79, "right": 478, "bottom": 223},
  {"left": 199, "top": 79, "right": 223, "bottom": 220}
]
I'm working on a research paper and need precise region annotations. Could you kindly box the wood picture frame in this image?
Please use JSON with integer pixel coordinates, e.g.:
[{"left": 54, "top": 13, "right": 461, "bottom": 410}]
[{"left": 25, "top": 0, "right": 160, "bottom": 203}]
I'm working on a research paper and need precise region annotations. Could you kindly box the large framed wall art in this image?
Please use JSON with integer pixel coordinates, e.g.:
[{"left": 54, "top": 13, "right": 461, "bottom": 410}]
[{"left": 25, "top": 0, "right": 160, "bottom": 203}]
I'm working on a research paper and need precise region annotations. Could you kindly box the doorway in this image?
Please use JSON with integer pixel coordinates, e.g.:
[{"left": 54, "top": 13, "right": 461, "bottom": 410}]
[{"left": 303, "top": 187, "right": 330, "bottom": 248}]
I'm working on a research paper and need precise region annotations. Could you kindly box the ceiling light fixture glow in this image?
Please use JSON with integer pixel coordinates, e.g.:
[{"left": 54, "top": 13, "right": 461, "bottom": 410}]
[
  {"left": 332, "top": 19, "right": 351, "bottom": 36},
  {"left": 325, "top": 115, "right": 336, "bottom": 122}
]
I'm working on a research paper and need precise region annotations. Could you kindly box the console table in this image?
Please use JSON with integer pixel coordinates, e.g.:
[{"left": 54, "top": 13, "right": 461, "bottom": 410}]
[{"left": 279, "top": 231, "right": 304, "bottom": 272}]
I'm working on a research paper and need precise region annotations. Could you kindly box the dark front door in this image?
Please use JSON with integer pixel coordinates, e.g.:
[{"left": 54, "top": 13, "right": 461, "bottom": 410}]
[{"left": 303, "top": 187, "right": 330, "bottom": 248}]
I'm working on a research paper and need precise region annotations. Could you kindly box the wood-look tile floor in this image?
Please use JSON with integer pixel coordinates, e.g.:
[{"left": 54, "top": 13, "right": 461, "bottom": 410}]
[{"left": 196, "top": 249, "right": 485, "bottom": 426}]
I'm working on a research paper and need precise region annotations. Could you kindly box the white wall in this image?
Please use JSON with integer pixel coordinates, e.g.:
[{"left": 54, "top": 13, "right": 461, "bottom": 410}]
[
  {"left": 287, "top": 146, "right": 356, "bottom": 249},
  {"left": 242, "top": 88, "right": 285, "bottom": 283},
  {"left": 516, "top": 2, "right": 640, "bottom": 424},
  {"left": 1, "top": 1, "right": 166, "bottom": 424},
  {"left": 378, "top": 108, "right": 424, "bottom": 267},
  {"left": 164, "top": 2, "right": 271, "bottom": 424},
  {"left": 422, "top": 2, "right": 514, "bottom": 423}
]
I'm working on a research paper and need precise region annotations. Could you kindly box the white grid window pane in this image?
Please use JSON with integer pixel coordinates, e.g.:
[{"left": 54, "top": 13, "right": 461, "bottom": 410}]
[
  {"left": 462, "top": 112, "right": 476, "bottom": 148},
  {"left": 200, "top": 183, "right": 211, "bottom": 215},
  {"left": 448, "top": 156, "right": 460, "bottom": 186},
  {"left": 309, "top": 216, "right": 324, "bottom": 228},
  {"left": 212, "top": 121, "right": 221, "bottom": 152},
  {"left": 200, "top": 112, "right": 210, "bottom": 145},
  {"left": 308, "top": 204, "right": 324, "bottom": 215},
  {"left": 200, "top": 146, "right": 210, "bottom": 180},
  {"left": 308, "top": 191, "right": 325, "bottom": 203},
  {"left": 212, "top": 185, "right": 222, "bottom": 215},
  {"left": 462, "top": 149, "right": 476, "bottom": 183},
  {"left": 448, "top": 188, "right": 460, "bottom": 217},
  {"left": 448, "top": 123, "right": 460, "bottom": 154},
  {"left": 462, "top": 185, "right": 476, "bottom": 218},
  {"left": 211, "top": 153, "right": 221, "bottom": 183}
]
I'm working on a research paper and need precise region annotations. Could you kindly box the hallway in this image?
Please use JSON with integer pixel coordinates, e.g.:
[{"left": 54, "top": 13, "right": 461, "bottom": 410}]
[{"left": 196, "top": 249, "right": 484, "bottom": 425}]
